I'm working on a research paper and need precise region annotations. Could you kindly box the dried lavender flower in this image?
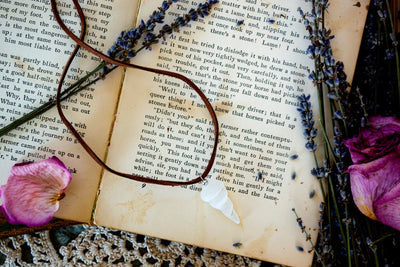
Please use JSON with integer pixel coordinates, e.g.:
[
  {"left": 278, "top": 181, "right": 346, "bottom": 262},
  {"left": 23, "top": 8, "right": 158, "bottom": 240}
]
[
  {"left": 107, "top": 0, "right": 177, "bottom": 60},
  {"left": 297, "top": 94, "right": 318, "bottom": 152},
  {"left": 107, "top": 0, "right": 218, "bottom": 60}
]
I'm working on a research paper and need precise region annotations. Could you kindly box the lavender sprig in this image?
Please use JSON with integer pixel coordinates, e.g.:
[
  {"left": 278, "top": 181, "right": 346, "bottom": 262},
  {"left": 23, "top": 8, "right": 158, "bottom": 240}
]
[
  {"left": 297, "top": 92, "right": 351, "bottom": 266},
  {"left": 297, "top": 1, "right": 400, "bottom": 266},
  {"left": 292, "top": 208, "right": 324, "bottom": 266},
  {"left": 297, "top": 94, "right": 318, "bottom": 152},
  {"left": 107, "top": 0, "right": 178, "bottom": 60},
  {"left": 0, "top": 0, "right": 219, "bottom": 137},
  {"left": 297, "top": 94, "right": 328, "bottom": 197},
  {"left": 297, "top": 1, "right": 356, "bottom": 265},
  {"left": 142, "top": 0, "right": 219, "bottom": 49}
]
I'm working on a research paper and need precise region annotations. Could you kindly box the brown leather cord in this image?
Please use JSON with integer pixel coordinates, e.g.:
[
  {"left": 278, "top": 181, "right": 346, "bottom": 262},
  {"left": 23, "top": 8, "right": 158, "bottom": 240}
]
[{"left": 50, "top": 0, "right": 219, "bottom": 186}]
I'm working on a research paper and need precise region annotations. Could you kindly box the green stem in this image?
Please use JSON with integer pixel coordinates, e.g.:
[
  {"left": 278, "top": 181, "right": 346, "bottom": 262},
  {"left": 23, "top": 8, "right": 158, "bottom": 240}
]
[
  {"left": 0, "top": 33, "right": 169, "bottom": 137},
  {"left": 0, "top": 101, "right": 55, "bottom": 136},
  {"left": 373, "top": 249, "right": 380, "bottom": 267},
  {"left": 327, "top": 175, "right": 347, "bottom": 255},
  {"left": 313, "top": 152, "right": 327, "bottom": 203},
  {"left": 345, "top": 204, "right": 352, "bottom": 267},
  {"left": 332, "top": 86, "right": 348, "bottom": 136},
  {"left": 365, "top": 218, "right": 377, "bottom": 263},
  {"left": 350, "top": 224, "right": 359, "bottom": 267},
  {"left": 0, "top": 28, "right": 170, "bottom": 138},
  {"left": 370, "top": 233, "right": 397, "bottom": 247},
  {"left": 64, "top": 62, "right": 108, "bottom": 96},
  {"left": 319, "top": 119, "right": 352, "bottom": 264},
  {"left": 292, "top": 208, "right": 325, "bottom": 267},
  {"left": 318, "top": 120, "right": 336, "bottom": 165},
  {"left": 0, "top": 62, "right": 108, "bottom": 137}
]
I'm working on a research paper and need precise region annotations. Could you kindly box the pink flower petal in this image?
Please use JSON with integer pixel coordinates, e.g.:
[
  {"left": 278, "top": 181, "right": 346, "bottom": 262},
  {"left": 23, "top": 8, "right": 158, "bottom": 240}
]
[
  {"left": 369, "top": 116, "right": 400, "bottom": 132},
  {"left": 374, "top": 183, "right": 400, "bottom": 231},
  {"left": 344, "top": 116, "right": 400, "bottom": 164},
  {"left": 0, "top": 157, "right": 71, "bottom": 227},
  {"left": 349, "top": 165, "right": 378, "bottom": 220},
  {"left": 349, "top": 150, "right": 400, "bottom": 227}
]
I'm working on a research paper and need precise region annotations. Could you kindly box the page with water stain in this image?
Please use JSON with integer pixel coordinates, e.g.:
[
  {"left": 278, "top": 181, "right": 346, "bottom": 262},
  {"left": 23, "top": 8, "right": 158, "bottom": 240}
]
[
  {"left": 94, "top": 0, "right": 368, "bottom": 266},
  {"left": 0, "top": 0, "right": 139, "bottom": 223}
]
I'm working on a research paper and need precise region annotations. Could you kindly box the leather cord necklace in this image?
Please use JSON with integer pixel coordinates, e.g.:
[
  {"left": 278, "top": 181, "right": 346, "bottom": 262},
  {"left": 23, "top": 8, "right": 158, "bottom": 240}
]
[{"left": 50, "top": 0, "right": 219, "bottom": 186}]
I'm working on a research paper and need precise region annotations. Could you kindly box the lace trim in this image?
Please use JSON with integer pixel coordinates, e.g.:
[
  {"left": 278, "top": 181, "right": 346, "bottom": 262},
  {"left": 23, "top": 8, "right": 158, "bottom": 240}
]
[{"left": 0, "top": 225, "right": 264, "bottom": 266}]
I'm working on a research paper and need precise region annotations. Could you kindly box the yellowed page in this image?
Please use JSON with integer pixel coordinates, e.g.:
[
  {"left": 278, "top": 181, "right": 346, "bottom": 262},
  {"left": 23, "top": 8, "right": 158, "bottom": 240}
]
[
  {"left": 327, "top": 0, "right": 370, "bottom": 83},
  {"left": 0, "top": 0, "right": 139, "bottom": 222},
  {"left": 94, "top": 0, "right": 368, "bottom": 266}
]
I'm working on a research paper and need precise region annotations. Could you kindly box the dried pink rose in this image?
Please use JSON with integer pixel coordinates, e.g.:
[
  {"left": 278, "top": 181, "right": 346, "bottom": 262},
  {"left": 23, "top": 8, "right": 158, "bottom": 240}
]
[
  {"left": 344, "top": 116, "right": 400, "bottom": 231},
  {"left": 0, "top": 156, "right": 71, "bottom": 227},
  {"left": 343, "top": 116, "right": 400, "bottom": 164}
]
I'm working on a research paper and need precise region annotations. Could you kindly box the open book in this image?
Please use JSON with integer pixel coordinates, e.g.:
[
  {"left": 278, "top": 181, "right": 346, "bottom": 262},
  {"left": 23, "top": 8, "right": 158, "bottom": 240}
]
[{"left": 0, "top": 0, "right": 369, "bottom": 266}]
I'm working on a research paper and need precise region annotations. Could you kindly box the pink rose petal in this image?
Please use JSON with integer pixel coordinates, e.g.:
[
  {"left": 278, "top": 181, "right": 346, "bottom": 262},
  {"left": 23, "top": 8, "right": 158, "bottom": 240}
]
[
  {"left": 0, "top": 157, "right": 71, "bottom": 227},
  {"left": 349, "top": 150, "right": 400, "bottom": 229},
  {"left": 349, "top": 164, "right": 379, "bottom": 220},
  {"left": 344, "top": 116, "right": 400, "bottom": 164},
  {"left": 374, "top": 183, "right": 400, "bottom": 231},
  {"left": 369, "top": 116, "right": 400, "bottom": 132}
]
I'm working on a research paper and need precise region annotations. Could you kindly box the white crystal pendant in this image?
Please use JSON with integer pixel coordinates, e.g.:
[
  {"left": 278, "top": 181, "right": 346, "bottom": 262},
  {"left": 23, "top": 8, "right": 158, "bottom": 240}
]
[{"left": 200, "top": 179, "right": 240, "bottom": 224}]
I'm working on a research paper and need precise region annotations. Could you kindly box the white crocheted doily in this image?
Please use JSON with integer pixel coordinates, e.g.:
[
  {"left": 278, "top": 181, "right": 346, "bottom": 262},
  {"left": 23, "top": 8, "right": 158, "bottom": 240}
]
[{"left": 0, "top": 225, "right": 266, "bottom": 266}]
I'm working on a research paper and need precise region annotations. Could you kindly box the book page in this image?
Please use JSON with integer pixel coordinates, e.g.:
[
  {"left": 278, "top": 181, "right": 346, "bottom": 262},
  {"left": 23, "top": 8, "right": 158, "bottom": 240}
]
[
  {"left": 94, "top": 0, "right": 368, "bottom": 266},
  {"left": 0, "top": 0, "right": 139, "bottom": 222},
  {"left": 326, "top": 0, "right": 370, "bottom": 83}
]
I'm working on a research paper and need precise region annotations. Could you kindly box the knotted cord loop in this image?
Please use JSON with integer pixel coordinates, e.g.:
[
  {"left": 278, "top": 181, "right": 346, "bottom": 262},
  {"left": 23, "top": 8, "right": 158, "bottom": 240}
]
[{"left": 50, "top": 0, "right": 219, "bottom": 186}]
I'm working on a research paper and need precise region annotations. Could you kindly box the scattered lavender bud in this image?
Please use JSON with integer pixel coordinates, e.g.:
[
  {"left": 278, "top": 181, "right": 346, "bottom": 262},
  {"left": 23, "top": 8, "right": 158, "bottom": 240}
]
[
  {"left": 236, "top": 20, "right": 244, "bottom": 26},
  {"left": 232, "top": 242, "right": 242, "bottom": 248}
]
